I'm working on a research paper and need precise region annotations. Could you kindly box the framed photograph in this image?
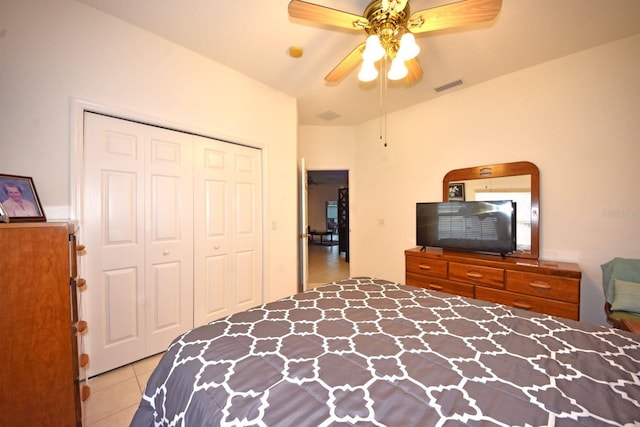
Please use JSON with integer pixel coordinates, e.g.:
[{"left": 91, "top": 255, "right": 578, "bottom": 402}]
[
  {"left": 448, "top": 182, "right": 465, "bottom": 201},
  {"left": 0, "top": 174, "right": 46, "bottom": 222}
]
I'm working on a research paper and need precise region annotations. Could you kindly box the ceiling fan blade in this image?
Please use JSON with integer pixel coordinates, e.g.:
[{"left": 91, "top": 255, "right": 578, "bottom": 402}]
[
  {"left": 408, "top": 0, "right": 502, "bottom": 34},
  {"left": 288, "top": 0, "right": 368, "bottom": 31},
  {"left": 325, "top": 43, "right": 366, "bottom": 83},
  {"left": 404, "top": 58, "right": 423, "bottom": 84}
]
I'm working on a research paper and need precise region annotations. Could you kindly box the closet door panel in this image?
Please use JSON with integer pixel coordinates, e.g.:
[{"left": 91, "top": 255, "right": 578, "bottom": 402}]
[
  {"left": 194, "top": 137, "right": 263, "bottom": 325},
  {"left": 194, "top": 139, "right": 232, "bottom": 325},
  {"left": 236, "top": 250, "right": 257, "bottom": 305},
  {"left": 203, "top": 255, "right": 228, "bottom": 318},
  {"left": 206, "top": 180, "right": 228, "bottom": 238},
  {"left": 84, "top": 113, "right": 193, "bottom": 375},
  {"left": 151, "top": 262, "right": 182, "bottom": 329},
  {"left": 85, "top": 114, "right": 146, "bottom": 375},
  {"left": 231, "top": 150, "right": 262, "bottom": 313},
  {"left": 145, "top": 129, "right": 194, "bottom": 355},
  {"left": 104, "top": 171, "right": 138, "bottom": 244},
  {"left": 103, "top": 268, "right": 140, "bottom": 344}
]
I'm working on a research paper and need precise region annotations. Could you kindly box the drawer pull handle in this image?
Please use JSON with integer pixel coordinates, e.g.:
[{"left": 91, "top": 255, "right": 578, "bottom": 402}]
[
  {"left": 466, "top": 271, "right": 483, "bottom": 279},
  {"left": 79, "top": 353, "right": 90, "bottom": 368},
  {"left": 418, "top": 264, "right": 432, "bottom": 271},
  {"left": 529, "top": 280, "right": 551, "bottom": 291},
  {"left": 77, "top": 320, "right": 88, "bottom": 333},
  {"left": 429, "top": 284, "right": 443, "bottom": 291},
  {"left": 514, "top": 301, "right": 533, "bottom": 310},
  {"left": 81, "top": 385, "right": 91, "bottom": 401},
  {"left": 77, "top": 278, "right": 87, "bottom": 289}
]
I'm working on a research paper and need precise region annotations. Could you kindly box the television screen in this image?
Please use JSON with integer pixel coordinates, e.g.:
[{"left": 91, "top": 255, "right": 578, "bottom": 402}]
[{"left": 416, "top": 201, "right": 516, "bottom": 255}]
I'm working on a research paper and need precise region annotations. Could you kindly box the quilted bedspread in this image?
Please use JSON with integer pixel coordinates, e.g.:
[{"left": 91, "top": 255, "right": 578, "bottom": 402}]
[{"left": 131, "top": 278, "right": 640, "bottom": 426}]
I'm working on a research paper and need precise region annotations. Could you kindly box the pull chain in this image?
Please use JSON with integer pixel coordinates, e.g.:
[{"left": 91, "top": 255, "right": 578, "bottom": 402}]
[{"left": 379, "top": 58, "right": 388, "bottom": 147}]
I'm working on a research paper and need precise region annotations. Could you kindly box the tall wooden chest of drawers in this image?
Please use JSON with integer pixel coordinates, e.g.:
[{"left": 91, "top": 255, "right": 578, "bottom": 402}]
[
  {"left": 405, "top": 247, "right": 582, "bottom": 320},
  {"left": 0, "top": 223, "right": 87, "bottom": 426}
]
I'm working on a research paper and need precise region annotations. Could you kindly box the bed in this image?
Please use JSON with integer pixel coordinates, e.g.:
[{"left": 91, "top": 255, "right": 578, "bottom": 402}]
[{"left": 131, "top": 277, "right": 640, "bottom": 426}]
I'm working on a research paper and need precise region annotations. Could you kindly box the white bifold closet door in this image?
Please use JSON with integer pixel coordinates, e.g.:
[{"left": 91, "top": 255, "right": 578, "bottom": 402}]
[
  {"left": 83, "top": 113, "right": 262, "bottom": 376},
  {"left": 193, "top": 136, "right": 263, "bottom": 325}
]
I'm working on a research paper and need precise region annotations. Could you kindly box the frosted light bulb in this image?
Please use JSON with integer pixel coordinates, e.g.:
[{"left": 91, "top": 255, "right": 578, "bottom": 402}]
[
  {"left": 362, "top": 35, "right": 385, "bottom": 62},
  {"left": 358, "top": 60, "right": 378, "bottom": 82},
  {"left": 388, "top": 57, "right": 408, "bottom": 80},
  {"left": 397, "top": 33, "right": 420, "bottom": 60}
]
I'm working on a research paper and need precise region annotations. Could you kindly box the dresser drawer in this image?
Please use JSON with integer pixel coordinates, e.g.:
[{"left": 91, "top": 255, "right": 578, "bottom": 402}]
[
  {"left": 449, "top": 262, "right": 504, "bottom": 289},
  {"left": 406, "top": 273, "right": 474, "bottom": 298},
  {"left": 406, "top": 255, "right": 448, "bottom": 279},
  {"left": 506, "top": 271, "right": 580, "bottom": 303},
  {"left": 476, "top": 287, "right": 579, "bottom": 320}
]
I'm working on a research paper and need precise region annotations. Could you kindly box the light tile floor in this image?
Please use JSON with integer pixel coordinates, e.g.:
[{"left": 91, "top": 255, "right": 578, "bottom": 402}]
[
  {"left": 307, "top": 241, "right": 350, "bottom": 288},
  {"left": 83, "top": 352, "right": 164, "bottom": 427},
  {"left": 83, "top": 243, "right": 347, "bottom": 425}
]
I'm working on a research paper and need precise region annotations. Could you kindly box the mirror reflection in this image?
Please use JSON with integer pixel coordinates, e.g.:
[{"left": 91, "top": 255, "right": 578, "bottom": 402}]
[
  {"left": 443, "top": 161, "right": 539, "bottom": 260},
  {"left": 448, "top": 175, "right": 531, "bottom": 252}
]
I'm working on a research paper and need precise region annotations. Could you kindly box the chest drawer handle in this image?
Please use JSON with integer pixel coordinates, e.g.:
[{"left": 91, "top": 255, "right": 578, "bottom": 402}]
[
  {"left": 514, "top": 301, "right": 533, "bottom": 310},
  {"left": 428, "top": 284, "right": 443, "bottom": 291},
  {"left": 81, "top": 385, "right": 91, "bottom": 401},
  {"left": 466, "top": 271, "right": 484, "bottom": 279},
  {"left": 418, "top": 264, "right": 432, "bottom": 271},
  {"left": 76, "top": 320, "right": 88, "bottom": 333},
  {"left": 529, "top": 280, "right": 551, "bottom": 291},
  {"left": 79, "top": 353, "right": 90, "bottom": 368}
]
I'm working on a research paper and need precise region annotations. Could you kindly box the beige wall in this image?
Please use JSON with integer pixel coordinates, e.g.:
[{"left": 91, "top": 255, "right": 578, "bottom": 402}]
[
  {"left": 301, "top": 34, "right": 640, "bottom": 326},
  {"left": 0, "top": 0, "right": 299, "bottom": 301}
]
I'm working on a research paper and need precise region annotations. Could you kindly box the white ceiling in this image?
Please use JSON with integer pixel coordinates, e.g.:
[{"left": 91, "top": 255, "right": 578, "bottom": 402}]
[{"left": 74, "top": 0, "right": 640, "bottom": 126}]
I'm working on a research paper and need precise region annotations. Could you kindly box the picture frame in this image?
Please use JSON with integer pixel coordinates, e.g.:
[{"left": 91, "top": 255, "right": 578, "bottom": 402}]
[
  {"left": 0, "top": 174, "right": 46, "bottom": 222},
  {"left": 448, "top": 182, "right": 465, "bottom": 201}
]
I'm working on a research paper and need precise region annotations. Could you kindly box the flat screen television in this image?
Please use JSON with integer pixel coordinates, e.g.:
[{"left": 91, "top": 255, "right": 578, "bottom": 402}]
[{"left": 416, "top": 201, "right": 516, "bottom": 256}]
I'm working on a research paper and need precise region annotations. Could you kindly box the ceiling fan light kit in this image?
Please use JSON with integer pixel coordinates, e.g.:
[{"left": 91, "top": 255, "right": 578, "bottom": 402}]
[
  {"left": 358, "top": 31, "right": 419, "bottom": 82},
  {"left": 288, "top": 0, "right": 502, "bottom": 84}
]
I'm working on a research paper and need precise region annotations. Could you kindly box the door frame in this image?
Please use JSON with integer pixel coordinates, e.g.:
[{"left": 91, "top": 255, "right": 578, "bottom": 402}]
[{"left": 300, "top": 168, "right": 350, "bottom": 287}]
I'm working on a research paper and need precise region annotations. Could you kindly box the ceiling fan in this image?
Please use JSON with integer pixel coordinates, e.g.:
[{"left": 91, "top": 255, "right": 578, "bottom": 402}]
[{"left": 288, "top": 0, "right": 502, "bottom": 84}]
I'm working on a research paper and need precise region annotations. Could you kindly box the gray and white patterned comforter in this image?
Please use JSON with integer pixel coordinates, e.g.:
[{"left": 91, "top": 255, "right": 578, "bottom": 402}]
[{"left": 131, "top": 278, "right": 640, "bottom": 426}]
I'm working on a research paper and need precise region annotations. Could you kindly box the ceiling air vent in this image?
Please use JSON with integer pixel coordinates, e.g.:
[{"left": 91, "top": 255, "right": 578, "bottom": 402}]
[
  {"left": 434, "top": 79, "right": 463, "bottom": 93},
  {"left": 317, "top": 110, "right": 341, "bottom": 121}
]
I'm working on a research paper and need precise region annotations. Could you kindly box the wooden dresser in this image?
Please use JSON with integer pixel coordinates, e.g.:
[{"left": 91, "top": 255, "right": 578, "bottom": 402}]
[
  {"left": 405, "top": 247, "right": 582, "bottom": 320},
  {"left": 0, "top": 223, "right": 89, "bottom": 426}
]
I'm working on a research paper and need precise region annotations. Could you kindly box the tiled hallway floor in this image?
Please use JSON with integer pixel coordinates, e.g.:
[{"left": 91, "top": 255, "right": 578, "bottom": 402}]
[
  {"left": 83, "top": 243, "right": 348, "bottom": 425},
  {"left": 307, "top": 241, "right": 350, "bottom": 288}
]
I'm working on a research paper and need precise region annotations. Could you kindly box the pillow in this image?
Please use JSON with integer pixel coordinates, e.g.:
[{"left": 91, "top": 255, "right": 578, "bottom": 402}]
[{"left": 611, "top": 279, "right": 640, "bottom": 314}]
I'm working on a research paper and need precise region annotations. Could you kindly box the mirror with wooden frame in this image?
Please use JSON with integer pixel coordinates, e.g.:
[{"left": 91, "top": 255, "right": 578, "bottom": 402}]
[{"left": 443, "top": 161, "right": 539, "bottom": 260}]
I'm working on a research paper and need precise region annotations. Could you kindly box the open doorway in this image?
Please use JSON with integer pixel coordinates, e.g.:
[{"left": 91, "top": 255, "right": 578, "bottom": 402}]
[{"left": 306, "top": 170, "right": 349, "bottom": 287}]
